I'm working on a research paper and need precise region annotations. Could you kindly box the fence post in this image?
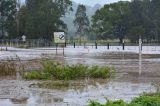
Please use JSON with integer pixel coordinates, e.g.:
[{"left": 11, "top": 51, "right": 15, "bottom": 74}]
[
  {"left": 56, "top": 43, "right": 58, "bottom": 55},
  {"left": 107, "top": 43, "right": 109, "bottom": 50},
  {"left": 95, "top": 42, "right": 97, "bottom": 49},
  {"left": 74, "top": 42, "right": 75, "bottom": 48},
  {"left": 122, "top": 42, "right": 125, "bottom": 50}
]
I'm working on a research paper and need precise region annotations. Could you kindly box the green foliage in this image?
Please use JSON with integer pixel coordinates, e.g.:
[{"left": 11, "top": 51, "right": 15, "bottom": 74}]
[
  {"left": 91, "top": 1, "right": 129, "bottom": 43},
  {"left": 92, "top": 0, "right": 160, "bottom": 43},
  {"left": 88, "top": 93, "right": 160, "bottom": 106},
  {"left": 74, "top": 4, "right": 90, "bottom": 45},
  {"left": 88, "top": 99, "right": 126, "bottom": 106},
  {"left": 23, "top": 60, "right": 114, "bottom": 80},
  {"left": 0, "top": 0, "right": 17, "bottom": 38},
  {"left": 130, "top": 95, "right": 160, "bottom": 106},
  {"left": 18, "top": 0, "right": 72, "bottom": 39}
]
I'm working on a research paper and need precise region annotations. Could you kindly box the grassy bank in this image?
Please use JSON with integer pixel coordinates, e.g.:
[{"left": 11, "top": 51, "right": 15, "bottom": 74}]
[
  {"left": 88, "top": 93, "right": 160, "bottom": 106},
  {"left": 22, "top": 60, "right": 114, "bottom": 80}
]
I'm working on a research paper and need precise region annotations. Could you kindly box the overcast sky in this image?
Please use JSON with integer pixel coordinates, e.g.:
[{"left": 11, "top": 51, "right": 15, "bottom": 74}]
[
  {"left": 72, "top": 0, "right": 130, "bottom": 6},
  {"left": 21, "top": 0, "right": 131, "bottom": 7}
]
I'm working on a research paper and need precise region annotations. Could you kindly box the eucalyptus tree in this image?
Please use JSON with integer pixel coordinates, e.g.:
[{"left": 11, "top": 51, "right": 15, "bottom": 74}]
[
  {"left": 73, "top": 4, "right": 90, "bottom": 45},
  {"left": 150, "top": 0, "right": 160, "bottom": 42},
  {"left": 22, "top": 0, "right": 72, "bottom": 39},
  {"left": 0, "top": 0, "right": 17, "bottom": 38},
  {"left": 92, "top": 1, "right": 130, "bottom": 43}
]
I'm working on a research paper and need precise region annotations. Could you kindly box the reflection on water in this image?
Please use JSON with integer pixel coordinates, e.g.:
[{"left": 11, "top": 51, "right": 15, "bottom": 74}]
[
  {"left": 0, "top": 80, "right": 157, "bottom": 106},
  {"left": 10, "top": 98, "right": 28, "bottom": 104}
]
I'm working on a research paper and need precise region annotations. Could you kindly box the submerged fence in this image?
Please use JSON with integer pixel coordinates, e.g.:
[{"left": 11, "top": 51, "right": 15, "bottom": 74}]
[{"left": 0, "top": 39, "right": 160, "bottom": 51}]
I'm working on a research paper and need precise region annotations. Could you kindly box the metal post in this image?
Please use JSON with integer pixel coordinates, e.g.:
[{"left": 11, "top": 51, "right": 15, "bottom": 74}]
[
  {"left": 56, "top": 43, "right": 58, "bottom": 55},
  {"left": 139, "top": 36, "right": 142, "bottom": 76},
  {"left": 107, "top": 43, "right": 109, "bottom": 50},
  {"left": 63, "top": 46, "right": 64, "bottom": 56},
  {"left": 95, "top": 42, "right": 97, "bottom": 49},
  {"left": 74, "top": 42, "right": 75, "bottom": 48},
  {"left": 122, "top": 41, "right": 125, "bottom": 50}
]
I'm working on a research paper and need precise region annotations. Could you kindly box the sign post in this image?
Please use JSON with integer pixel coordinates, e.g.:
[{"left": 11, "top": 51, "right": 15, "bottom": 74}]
[
  {"left": 54, "top": 32, "right": 65, "bottom": 55},
  {"left": 139, "top": 36, "right": 142, "bottom": 76}
]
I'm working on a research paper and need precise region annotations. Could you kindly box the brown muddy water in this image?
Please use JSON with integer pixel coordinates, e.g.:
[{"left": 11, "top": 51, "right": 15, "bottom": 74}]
[{"left": 0, "top": 51, "right": 160, "bottom": 106}]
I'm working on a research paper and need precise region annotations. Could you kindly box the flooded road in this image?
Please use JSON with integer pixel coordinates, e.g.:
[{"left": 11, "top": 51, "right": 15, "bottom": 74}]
[
  {"left": 0, "top": 47, "right": 160, "bottom": 106},
  {"left": 0, "top": 79, "right": 157, "bottom": 106}
]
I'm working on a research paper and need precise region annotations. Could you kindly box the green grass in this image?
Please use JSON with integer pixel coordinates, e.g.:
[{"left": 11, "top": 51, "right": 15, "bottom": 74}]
[
  {"left": 88, "top": 93, "right": 160, "bottom": 106},
  {"left": 22, "top": 60, "right": 114, "bottom": 80}
]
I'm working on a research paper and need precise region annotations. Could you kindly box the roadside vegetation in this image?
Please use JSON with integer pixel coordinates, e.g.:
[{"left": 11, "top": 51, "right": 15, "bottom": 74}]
[
  {"left": 88, "top": 93, "right": 160, "bottom": 106},
  {"left": 0, "top": 56, "right": 24, "bottom": 78},
  {"left": 0, "top": 59, "right": 16, "bottom": 77},
  {"left": 22, "top": 60, "right": 114, "bottom": 80}
]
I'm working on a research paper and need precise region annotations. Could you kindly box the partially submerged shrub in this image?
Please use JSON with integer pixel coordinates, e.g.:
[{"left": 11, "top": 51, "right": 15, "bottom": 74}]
[
  {"left": 0, "top": 59, "right": 17, "bottom": 77},
  {"left": 88, "top": 93, "right": 160, "bottom": 106},
  {"left": 129, "top": 94, "right": 160, "bottom": 106},
  {"left": 22, "top": 60, "right": 114, "bottom": 80}
]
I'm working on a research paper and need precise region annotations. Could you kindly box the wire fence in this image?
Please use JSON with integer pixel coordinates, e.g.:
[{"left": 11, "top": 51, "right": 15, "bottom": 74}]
[{"left": 0, "top": 39, "right": 160, "bottom": 52}]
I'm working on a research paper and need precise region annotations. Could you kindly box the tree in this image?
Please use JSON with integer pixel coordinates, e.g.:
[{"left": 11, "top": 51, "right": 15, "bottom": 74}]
[
  {"left": 19, "top": 0, "right": 72, "bottom": 39},
  {"left": 0, "top": 0, "right": 17, "bottom": 39},
  {"left": 150, "top": 0, "right": 160, "bottom": 42},
  {"left": 73, "top": 5, "right": 90, "bottom": 45},
  {"left": 18, "top": 5, "right": 27, "bottom": 36},
  {"left": 92, "top": 0, "right": 160, "bottom": 43},
  {"left": 91, "top": 1, "right": 130, "bottom": 43}
]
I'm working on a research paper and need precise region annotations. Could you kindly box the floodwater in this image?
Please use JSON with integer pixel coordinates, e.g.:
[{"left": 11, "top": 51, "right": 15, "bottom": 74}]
[
  {"left": 0, "top": 79, "right": 157, "bottom": 106},
  {"left": 0, "top": 46, "right": 160, "bottom": 106}
]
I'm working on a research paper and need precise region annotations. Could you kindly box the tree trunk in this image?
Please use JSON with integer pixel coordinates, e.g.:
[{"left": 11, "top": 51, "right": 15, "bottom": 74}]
[{"left": 119, "top": 38, "right": 123, "bottom": 44}]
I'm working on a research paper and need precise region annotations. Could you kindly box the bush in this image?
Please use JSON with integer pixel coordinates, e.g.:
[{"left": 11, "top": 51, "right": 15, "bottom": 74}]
[
  {"left": 88, "top": 93, "right": 160, "bottom": 106},
  {"left": 22, "top": 60, "right": 114, "bottom": 80},
  {"left": 0, "top": 59, "right": 17, "bottom": 77},
  {"left": 129, "top": 95, "right": 160, "bottom": 106}
]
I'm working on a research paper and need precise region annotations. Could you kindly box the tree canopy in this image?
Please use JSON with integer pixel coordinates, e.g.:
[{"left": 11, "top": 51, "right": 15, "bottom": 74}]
[
  {"left": 92, "top": 0, "right": 160, "bottom": 43},
  {"left": 0, "top": 0, "right": 17, "bottom": 38},
  {"left": 73, "top": 4, "right": 90, "bottom": 45},
  {"left": 21, "top": 0, "right": 72, "bottom": 39}
]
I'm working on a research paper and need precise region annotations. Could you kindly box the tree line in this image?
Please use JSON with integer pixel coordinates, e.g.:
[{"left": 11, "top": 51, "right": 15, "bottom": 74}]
[
  {"left": 0, "top": 0, "right": 72, "bottom": 40},
  {"left": 0, "top": 0, "right": 160, "bottom": 43},
  {"left": 92, "top": 0, "right": 160, "bottom": 43}
]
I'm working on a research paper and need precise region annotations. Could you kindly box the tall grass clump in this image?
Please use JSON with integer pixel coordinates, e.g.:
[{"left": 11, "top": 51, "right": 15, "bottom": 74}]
[
  {"left": 22, "top": 60, "right": 114, "bottom": 80},
  {"left": 88, "top": 93, "right": 160, "bottom": 106},
  {"left": 0, "top": 59, "right": 17, "bottom": 77}
]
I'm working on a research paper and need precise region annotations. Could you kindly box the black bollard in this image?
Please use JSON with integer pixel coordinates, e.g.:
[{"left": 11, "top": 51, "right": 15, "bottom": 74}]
[
  {"left": 122, "top": 42, "right": 125, "bottom": 50},
  {"left": 95, "top": 42, "right": 97, "bottom": 49},
  {"left": 107, "top": 43, "right": 109, "bottom": 50},
  {"left": 56, "top": 43, "right": 58, "bottom": 55},
  {"left": 74, "top": 42, "right": 75, "bottom": 48}
]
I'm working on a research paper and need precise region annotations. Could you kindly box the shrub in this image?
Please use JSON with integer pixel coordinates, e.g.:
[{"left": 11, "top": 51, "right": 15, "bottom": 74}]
[
  {"left": 22, "top": 60, "right": 114, "bottom": 80},
  {"left": 88, "top": 93, "right": 160, "bottom": 106},
  {"left": 0, "top": 59, "right": 17, "bottom": 77}
]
